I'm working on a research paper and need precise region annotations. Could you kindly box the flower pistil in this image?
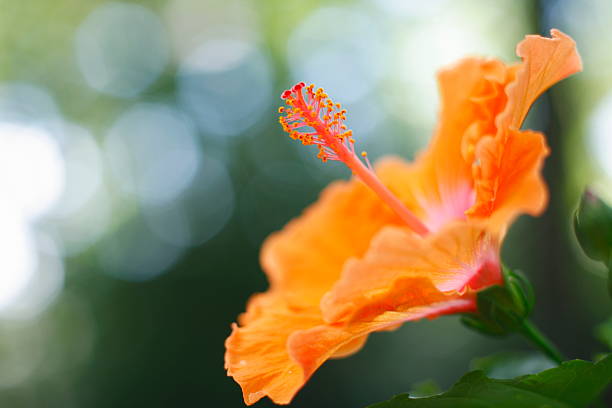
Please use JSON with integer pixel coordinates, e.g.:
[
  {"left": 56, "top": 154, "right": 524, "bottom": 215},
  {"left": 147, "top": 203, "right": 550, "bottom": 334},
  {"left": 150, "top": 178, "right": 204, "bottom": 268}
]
[{"left": 279, "top": 82, "right": 429, "bottom": 236}]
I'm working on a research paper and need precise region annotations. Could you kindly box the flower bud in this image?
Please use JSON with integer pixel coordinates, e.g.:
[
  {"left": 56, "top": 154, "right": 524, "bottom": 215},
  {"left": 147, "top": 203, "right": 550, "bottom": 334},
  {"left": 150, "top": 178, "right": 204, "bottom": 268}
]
[
  {"left": 461, "top": 267, "right": 534, "bottom": 336},
  {"left": 573, "top": 189, "right": 612, "bottom": 296},
  {"left": 573, "top": 189, "right": 612, "bottom": 264}
]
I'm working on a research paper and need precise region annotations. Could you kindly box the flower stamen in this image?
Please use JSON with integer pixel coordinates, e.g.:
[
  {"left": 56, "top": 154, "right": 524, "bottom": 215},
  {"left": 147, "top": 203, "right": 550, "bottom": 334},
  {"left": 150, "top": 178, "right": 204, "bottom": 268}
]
[{"left": 279, "top": 83, "right": 429, "bottom": 236}]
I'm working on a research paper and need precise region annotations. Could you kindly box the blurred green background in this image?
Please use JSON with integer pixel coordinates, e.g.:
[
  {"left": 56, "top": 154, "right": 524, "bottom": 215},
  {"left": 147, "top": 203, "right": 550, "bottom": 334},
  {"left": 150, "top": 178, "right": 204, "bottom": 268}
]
[{"left": 0, "top": 0, "right": 610, "bottom": 406}]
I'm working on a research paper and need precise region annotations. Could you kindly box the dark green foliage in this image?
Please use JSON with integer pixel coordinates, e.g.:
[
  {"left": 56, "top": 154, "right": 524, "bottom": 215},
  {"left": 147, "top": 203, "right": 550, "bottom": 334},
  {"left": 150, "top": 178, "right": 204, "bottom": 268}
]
[
  {"left": 470, "top": 352, "right": 555, "bottom": 379},
  {"left": 368, "top": 354, "right": 612, "bottom": 408}
]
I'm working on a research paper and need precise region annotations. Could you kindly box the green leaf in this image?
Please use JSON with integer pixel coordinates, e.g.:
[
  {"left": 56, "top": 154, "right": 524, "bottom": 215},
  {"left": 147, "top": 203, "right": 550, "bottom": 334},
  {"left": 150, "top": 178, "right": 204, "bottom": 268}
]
[
  {"left": 367, "top": 354, "right": 612, "bottom": 408},
  {"left": 470, "top": 352, "right": 556, "bottom": 379},
  {"left": 409, "top": 380, "right": 441, "bottom": 398}
]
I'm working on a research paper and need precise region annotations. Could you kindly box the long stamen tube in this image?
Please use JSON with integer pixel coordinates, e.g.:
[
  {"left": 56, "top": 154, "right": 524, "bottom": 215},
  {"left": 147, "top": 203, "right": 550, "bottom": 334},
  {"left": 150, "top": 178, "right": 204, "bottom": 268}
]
[{"left": 279, "top": 82, "right": 429, "bottom": 236}]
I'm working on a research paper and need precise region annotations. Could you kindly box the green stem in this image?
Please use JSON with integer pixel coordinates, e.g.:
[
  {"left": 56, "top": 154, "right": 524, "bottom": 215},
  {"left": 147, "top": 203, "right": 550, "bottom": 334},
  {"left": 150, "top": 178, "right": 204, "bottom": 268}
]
[{"left": 519, "top": 319, "right": 565, "bottom": 365}]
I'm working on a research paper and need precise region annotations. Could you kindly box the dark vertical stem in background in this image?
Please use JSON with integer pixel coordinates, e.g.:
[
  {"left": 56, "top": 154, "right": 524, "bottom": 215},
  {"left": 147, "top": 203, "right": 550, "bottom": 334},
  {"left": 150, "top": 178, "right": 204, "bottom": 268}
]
[
  {"left": 530, "top": 0, "right": 570, "bottom": 352},
  {"left": 532, "top": 0, "right": 600, "bottom": 359},
  {"left": 524, "top": 3, "right": 612, "bottom": 404}
]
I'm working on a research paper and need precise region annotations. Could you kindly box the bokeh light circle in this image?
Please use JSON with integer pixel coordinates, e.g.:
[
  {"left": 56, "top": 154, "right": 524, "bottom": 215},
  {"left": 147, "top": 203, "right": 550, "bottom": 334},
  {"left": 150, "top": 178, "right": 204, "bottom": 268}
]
[
  {"left": 163, "top": 0, "right": 259, "bottom": 61},
  {"left": 0, "top": 207, "right": 37, "bottom": 311},
  {"left": 52, "top": 123, "right": 104, "bottom": 218},
  {"left": 75, "top": 2, "right": 169, "bottom": 97},
  {"left": 98, "top": 213, "right": 185, "bottom": 282},
  {"left": 144, "top": 154, "right": 235, "bottom": 247},
  {"left": 105, "top": 103, "right": 202, "bottom": 206},
  {"left": 0, "top": 83, "right": 62, "bottom": 132},
  {"left": 177, "top": 39, "right": 273, "bottom": 138},
  {"left": 52, "top": 185, "right": 112, "bottom": 256},
  {"left": 287, "top": 7, "right": 387, "bottom": 104},
  {"left": 178, "top": 154, "right": 235, "bottom": 245},
  {"left": 588, "top": 92, "right": 612, "bottom": 178},
  {"left": 0, "top": 234, "right": 65, "bottom": 321},
  {"left": 0, "top": 123, "right": 65, "bottom": 221}
]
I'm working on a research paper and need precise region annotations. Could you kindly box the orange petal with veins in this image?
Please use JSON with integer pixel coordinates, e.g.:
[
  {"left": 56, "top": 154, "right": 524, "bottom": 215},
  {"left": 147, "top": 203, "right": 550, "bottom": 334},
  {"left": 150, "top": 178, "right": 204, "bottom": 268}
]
[
  {"left": 471, "top": 129, "right": 550, "bottom": 232},
  {"left": 321, "top": 222, "right": 500, "bottom": 324},
  {"left": 468, "top": 29, "right": 581, "bottom": 220},
  {"left": 289, "top": 278, "right": 475, "bottom": 381}
]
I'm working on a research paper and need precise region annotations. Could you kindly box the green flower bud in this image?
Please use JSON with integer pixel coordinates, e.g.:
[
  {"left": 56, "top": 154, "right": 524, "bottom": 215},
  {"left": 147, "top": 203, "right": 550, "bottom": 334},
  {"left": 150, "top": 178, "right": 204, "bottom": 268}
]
[
  {"left": 461, "top": 267, "right": 534, "bottom": 337},
  {"left": 573, "top": 189, "right": 612, "bottom": 296},
  {"left": 573, "top": 189, "right": 612, "bottom": 264}
]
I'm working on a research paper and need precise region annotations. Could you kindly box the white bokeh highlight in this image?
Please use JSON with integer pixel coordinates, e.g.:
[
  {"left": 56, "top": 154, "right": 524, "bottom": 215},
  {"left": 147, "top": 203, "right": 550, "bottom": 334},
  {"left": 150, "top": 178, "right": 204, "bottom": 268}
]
[
  {"left": 0, "top": 208, "right": 37, "bottom": 311},
  {"left": 0, "top": 234, "right": 65, "bottom": 320},
  {"left": 0, "top": 124, "right": 65, "bottom": 221},
  {"left": 0, "top": 122, "right": 66, "bottom": 314},
  {"left": 588, "top": 93, "right": 612, "bottom": 178}
]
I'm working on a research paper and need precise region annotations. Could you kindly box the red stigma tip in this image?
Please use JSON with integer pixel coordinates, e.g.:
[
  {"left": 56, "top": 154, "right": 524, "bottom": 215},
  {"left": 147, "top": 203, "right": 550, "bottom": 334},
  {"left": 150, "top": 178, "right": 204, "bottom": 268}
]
[
  {"left": 277, "top": 82, "right": 355, "bottom": 164},
  {"left": 291, "top": 83, "right": 304, "bottom": 92}
]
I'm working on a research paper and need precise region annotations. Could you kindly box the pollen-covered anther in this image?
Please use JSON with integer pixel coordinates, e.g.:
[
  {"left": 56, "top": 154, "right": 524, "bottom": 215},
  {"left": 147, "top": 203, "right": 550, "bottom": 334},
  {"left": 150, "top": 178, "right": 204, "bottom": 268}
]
[{"left": 278, "top": 82, "right": 357, "bottom": 163}]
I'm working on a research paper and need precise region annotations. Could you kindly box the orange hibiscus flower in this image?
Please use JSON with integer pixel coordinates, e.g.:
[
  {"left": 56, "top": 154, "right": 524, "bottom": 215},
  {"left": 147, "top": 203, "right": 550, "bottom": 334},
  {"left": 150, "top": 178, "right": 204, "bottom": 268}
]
[{"left": 225, "top": 29, "right": 581, "bottom": 405}]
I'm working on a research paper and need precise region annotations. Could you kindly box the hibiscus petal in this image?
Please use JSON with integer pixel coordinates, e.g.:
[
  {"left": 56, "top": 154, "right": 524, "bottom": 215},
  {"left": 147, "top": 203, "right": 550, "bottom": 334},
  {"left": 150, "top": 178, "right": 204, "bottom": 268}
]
[
  {"left": 468, "top": 30, "right": 581, "bottom": 221},
  {"left": 290, "top": 279, "right": 475, "bottom": 379},
  {"left": 497, "top": 29, "right": 582, "bottom": 132},
  {"left": 321, "top": 222, "right": 500, "bottom": 324},
  {"left": 381, "top": 59, "right": 514, "bottom": 231},
  {"left": 471, "top": 129, "right": 550, "bottom": 231},
  {"left": 225, "top": 293, "right": 321, "bottom": 405},
  {"left": 375, "top": 157, "right": 475, "bottom": 232},
  {"left": 226, "top": 279, "right": 473, "bottom": 405},
  {"left": 261, "top": 178, "right": 401, "bottom": 305}
]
